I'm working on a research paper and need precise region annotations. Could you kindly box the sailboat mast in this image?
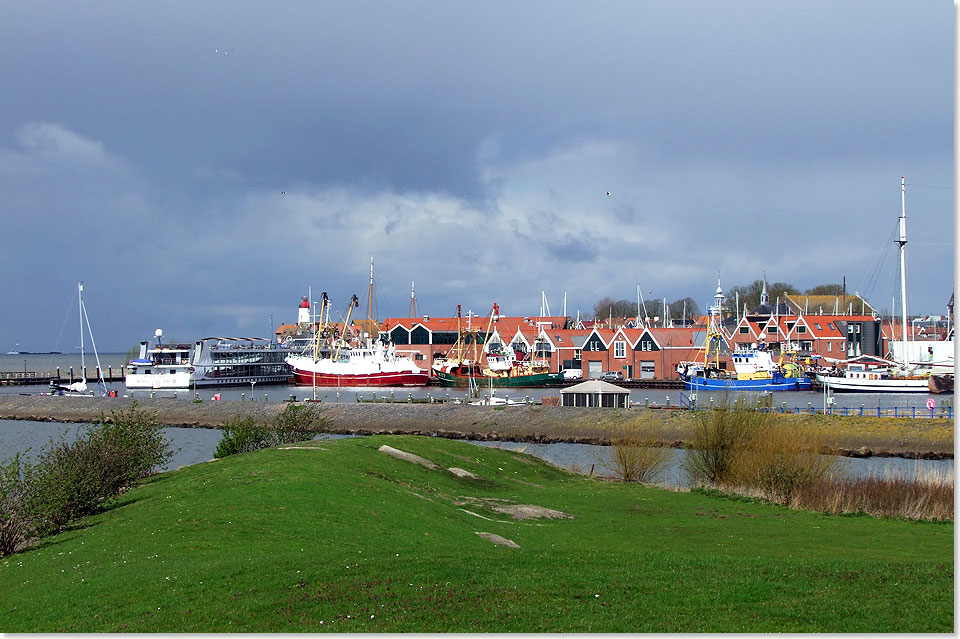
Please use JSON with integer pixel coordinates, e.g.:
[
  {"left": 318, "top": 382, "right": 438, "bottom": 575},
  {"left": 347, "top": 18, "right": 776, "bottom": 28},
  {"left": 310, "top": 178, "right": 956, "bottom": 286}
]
[
  {"left": 78, "top": 281, "right": 85, "bottom": 374},
  {"left": 368, "top": 257, "right": 374, "bottom": 324},
  {"left": 898, "top": 176, "right": 909, "bottom": 366}
]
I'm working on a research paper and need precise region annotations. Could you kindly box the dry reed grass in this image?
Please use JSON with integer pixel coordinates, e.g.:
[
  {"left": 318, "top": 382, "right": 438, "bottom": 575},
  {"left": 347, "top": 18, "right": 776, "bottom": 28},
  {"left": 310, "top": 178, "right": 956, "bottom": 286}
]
[{"left": 790, "top": 464, "right": 954, "bottom": 521}]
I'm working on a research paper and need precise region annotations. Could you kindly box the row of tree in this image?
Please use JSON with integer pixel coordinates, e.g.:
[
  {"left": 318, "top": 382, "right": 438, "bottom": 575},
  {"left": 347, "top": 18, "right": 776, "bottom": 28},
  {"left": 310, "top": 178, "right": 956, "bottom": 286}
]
[{"left": 592, "top": 282, "right": 845, "bottom": 324}]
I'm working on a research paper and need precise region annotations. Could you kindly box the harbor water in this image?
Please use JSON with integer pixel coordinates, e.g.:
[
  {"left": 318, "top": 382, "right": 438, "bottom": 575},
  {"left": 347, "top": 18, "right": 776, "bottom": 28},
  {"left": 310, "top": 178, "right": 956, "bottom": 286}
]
[
  {"left": 0, "top": 353, "right": 952, "bottom": 412},
  {"left": 0, "top": 419, "right": 951, "bottom": 488}
]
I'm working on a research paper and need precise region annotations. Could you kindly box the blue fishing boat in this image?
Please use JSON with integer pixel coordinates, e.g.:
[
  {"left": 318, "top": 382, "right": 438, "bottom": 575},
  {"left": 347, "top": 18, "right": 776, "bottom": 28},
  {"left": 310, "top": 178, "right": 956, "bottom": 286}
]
[{"left": 675, "top": 281, "right": 810, "bottom": 392}]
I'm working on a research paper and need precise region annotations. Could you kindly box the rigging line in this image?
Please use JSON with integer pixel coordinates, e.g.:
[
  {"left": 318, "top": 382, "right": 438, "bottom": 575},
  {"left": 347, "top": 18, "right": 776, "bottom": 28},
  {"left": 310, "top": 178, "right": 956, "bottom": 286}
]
[
  {"left": 857, "top": 220, "right": 897, "bottom": 301},
  {"left": 904, "top": 183, "right": 954, "bottom": 190},
  {"left": 47, "top": 291, "right": 77, "bottom": 371}
]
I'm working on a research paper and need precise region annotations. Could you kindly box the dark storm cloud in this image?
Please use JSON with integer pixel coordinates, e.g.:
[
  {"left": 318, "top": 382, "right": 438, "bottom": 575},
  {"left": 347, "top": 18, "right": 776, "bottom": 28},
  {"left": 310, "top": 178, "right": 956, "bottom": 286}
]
[{"left": 0, "top": 1, "right": 952, "bottom": 350}]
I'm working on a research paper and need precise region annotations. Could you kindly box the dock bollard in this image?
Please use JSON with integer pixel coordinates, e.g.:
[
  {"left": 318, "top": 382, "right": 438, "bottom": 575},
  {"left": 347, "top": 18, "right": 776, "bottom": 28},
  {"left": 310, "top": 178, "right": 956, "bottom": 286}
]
[
  {"left": 151, "top": 391, "right": 155, "bottom": 399},
  {"left": 428, "top": 393, "right": 432, "bottom": 404},
  {"left": 644, "top": 398, "right": 649, "bottom": 408},
  {"left": 264, "top": 393, "right": 268, "bottom": 403},
  {"left": 241, "top": 393, "right": 245, "bottom": 401},
  {"left": 290, "top": 394, "right": 295, "bottom": 402},
  {"left": 408, "top": 392, "right": 412, "bottom": 403}
]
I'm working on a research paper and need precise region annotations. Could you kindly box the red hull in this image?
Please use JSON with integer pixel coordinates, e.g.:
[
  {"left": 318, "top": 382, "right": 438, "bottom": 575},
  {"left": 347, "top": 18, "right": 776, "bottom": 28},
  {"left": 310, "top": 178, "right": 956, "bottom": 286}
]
[{"left": 291, "top": 369, "right": 429, "bottom": 387}]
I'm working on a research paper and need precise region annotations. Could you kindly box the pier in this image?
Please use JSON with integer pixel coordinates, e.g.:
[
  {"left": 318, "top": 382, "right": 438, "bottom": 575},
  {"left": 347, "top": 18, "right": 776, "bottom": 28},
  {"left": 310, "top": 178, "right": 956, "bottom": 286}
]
[{"left": 0, "top": 367, "right": 125, "bottom": 386}]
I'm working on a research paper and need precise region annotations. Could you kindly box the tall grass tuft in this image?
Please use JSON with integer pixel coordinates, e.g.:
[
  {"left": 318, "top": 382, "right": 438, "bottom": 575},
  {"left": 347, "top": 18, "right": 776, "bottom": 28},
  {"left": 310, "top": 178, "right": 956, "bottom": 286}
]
[
  {"left": 728, "top": 423, "right": 836, "bottom": 505},
  {"left": 214, "top": 402, "right": 329, "bottom": 458},
  {"left": 682, "top": 395, "right": 764, "bottom": 485}
]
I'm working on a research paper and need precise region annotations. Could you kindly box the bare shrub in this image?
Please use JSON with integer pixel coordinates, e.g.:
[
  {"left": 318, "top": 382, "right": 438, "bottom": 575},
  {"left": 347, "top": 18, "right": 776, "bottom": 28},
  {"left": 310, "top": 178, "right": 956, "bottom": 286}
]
[
  {"left": 598, "top": 420, "right": 672, "bottom": 483},
  {"left": 728, "top": 423, "right": 836, "bottom": 504},
  {"left": 682, "top": 395, "right": 764, "bottom": 486}
]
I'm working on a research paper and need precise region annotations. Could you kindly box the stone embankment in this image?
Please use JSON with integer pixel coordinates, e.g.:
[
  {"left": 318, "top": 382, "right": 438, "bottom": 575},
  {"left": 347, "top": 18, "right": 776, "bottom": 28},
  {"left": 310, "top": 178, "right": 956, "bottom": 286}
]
[{"left": 0, "top": 395, "right": 951, "bottom": 459}]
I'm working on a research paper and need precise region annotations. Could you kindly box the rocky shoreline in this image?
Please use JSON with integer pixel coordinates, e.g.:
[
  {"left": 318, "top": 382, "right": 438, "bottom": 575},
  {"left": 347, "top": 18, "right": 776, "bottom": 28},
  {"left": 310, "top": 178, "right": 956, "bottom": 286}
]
[{"left": 0, "top": 395, "right": 952, "bottom": 460}]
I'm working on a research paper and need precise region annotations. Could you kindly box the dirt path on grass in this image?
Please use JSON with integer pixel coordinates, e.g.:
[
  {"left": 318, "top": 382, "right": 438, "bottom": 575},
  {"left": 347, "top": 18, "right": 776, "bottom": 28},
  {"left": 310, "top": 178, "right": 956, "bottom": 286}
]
[{"left": 0, "top": 395, "right": 951, "bottom": 459}]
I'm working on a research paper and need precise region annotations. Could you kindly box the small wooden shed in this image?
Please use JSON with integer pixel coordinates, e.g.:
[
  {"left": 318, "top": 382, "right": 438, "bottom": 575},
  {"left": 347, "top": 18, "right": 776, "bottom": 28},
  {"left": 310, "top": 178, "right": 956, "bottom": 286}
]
[{"left": 560, "top": 379, "right": 630, "bottom": 408}]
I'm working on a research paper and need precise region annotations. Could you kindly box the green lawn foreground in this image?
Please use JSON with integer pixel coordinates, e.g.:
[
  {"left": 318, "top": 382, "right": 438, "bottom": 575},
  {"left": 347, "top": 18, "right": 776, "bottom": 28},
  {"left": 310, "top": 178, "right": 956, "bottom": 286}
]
[{"left": 0, "top": 435, "right": 952, "bottom": 632}]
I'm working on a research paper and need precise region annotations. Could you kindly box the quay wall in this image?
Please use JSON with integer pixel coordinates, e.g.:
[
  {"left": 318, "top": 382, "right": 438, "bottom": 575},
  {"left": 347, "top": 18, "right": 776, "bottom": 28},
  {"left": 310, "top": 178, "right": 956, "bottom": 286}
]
[{"left": 0, "top": 396, "right": 951, "bottom": 459}]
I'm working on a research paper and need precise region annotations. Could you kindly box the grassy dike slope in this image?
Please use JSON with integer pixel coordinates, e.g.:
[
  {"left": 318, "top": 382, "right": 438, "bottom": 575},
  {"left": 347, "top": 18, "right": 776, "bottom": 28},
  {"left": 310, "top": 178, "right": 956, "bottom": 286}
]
[{"left": 0, "top": 436, "right": 952, "bottom": 632}]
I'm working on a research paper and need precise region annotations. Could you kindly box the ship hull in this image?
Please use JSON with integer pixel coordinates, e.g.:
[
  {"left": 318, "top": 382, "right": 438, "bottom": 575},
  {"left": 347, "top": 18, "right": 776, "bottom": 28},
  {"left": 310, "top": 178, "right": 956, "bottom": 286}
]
[
  {"left": 291, "top": 369, "right": 429, "bottom": 387},
  {"left": 816, "top": 374, "right": 932, "bottom": 393},
  {"left": 680, "top": 374, "right": 811, "bottom": 391},
  {"left": 928, "top": 374, "right": 954, "bottom": 394},
  {"left": 432, "top": 369, "right": 565, "bottom": 388}
]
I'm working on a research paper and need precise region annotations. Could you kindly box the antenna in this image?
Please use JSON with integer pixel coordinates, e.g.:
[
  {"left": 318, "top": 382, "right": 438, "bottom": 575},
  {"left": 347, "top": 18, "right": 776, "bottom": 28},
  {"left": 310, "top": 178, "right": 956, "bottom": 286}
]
[{"left": 410, "top": 281, "right": 416, "bottom": 318}]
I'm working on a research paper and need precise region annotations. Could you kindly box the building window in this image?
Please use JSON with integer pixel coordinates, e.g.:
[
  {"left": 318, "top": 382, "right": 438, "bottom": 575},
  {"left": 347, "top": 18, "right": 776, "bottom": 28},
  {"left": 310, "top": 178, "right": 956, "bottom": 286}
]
[
  {"left": 798, "top": 325, "right": 806, "bottom": 334},
  {"left": 767, "top": 326, "right": 777, "bottom": 334},
  {"left": 786, "top": 322, "right": 795, "bottom": 331},
  {"left": 614, "top": 341, "right": 626, "bottom": 358},
  {"left": 827, "top": 342, "right": 831, "bottom": 352},
  {"left": 574, "top": 349, "right": 582, "bottom": 360},
  {"left": 815, "top": 323, "right": 822, "bottom": 330},
  {"left": 739, "top": 326, "right": 749, "bottom": 334}
]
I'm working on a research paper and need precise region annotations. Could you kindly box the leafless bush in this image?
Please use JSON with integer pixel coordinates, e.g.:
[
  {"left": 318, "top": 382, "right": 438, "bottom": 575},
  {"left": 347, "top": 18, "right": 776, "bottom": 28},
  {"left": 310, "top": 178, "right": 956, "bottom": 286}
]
[
  {"left": 683, "top": 395, "right": 764, "bottom": 485},
  {"left": 728, "top": 423, "right": 836, "bottom": 504},
  {"left": 598, "top": 423, "right": 672, "bottom": 483}
]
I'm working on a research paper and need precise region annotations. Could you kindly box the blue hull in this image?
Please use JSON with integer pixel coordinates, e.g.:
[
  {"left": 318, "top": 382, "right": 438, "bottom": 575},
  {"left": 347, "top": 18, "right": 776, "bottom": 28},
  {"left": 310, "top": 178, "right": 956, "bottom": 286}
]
[{"left": 680, "top": 374, "right": 811, "bottom": 392}]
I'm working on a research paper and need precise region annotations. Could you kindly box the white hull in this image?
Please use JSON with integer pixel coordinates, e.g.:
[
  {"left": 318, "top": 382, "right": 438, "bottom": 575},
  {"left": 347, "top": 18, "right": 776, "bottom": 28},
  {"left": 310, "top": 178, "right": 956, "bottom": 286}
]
[
  {"left": 816, "top": 373, "right": 931, "bottom": 393},
  {"left": 125, "top": 371, "right": 193, "bottom": 390}
]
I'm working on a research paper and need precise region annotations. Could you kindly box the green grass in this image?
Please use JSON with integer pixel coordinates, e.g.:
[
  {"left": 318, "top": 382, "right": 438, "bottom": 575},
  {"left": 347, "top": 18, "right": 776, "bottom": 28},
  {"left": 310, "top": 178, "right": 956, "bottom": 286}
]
[{"left": 0, "top": 435, "right": 952, "bottom": 632}]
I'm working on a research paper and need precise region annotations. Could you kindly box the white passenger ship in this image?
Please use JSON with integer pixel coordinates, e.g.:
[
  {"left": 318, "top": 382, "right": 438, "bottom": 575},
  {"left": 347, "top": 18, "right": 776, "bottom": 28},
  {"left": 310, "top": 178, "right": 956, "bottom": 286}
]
[{"left": 125, "top": 332, "right": 293, "bottom": 390}]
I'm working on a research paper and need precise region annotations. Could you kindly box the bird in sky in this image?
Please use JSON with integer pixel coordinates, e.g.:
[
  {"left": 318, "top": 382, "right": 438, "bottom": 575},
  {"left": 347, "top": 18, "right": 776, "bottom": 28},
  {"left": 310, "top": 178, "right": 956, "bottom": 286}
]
[{"left": 606, "top": 191, "right": 611, "bottom": 196}]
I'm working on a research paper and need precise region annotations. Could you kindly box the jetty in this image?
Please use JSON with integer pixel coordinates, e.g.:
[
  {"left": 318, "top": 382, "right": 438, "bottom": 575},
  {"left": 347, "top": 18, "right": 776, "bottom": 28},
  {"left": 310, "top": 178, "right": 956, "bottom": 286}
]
[{"left": 0, "top": 367, "right": 125, "bottom": 386}]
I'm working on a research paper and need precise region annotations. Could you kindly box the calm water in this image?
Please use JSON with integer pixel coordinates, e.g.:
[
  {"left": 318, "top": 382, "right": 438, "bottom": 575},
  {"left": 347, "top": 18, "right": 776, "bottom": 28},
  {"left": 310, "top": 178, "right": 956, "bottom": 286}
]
[
  {"left": 1, "top": 352, "right": 951, "bottom": 411},
  {"left": 1, "top": 381, "right": 952, "bottom": 413},
  {"left": 0, "top": 419, "right": 951, "bottom": 488}
]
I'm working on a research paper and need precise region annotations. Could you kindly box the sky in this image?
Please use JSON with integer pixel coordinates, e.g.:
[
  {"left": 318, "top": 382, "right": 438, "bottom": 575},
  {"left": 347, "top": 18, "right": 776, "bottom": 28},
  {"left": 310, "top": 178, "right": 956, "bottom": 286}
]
[{"left": 0, "top": 1, "right": 954, "bottom": 352}]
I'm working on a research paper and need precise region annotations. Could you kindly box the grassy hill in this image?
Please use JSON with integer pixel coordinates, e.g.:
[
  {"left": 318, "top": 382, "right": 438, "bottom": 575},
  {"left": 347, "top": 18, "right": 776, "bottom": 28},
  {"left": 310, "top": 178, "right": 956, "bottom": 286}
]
[{"left": 0, "top": 435, "right": 952, "bottom": 632}]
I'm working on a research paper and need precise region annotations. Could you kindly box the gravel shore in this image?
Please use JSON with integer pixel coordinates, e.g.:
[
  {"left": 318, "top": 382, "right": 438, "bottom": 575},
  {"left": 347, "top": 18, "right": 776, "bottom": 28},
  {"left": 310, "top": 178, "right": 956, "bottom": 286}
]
[{"left": 0, "top": 395, "right": 951, "bottom": 459}]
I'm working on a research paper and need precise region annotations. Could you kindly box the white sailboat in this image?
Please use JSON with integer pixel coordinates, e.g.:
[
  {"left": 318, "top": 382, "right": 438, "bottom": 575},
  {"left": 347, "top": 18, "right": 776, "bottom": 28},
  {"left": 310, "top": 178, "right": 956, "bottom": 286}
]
[
  {"left": 50, "top": 282, "right": 108, "bottom": 396},
  {"left": 816, "top": 178, "right": 936, "bottom": 393}
]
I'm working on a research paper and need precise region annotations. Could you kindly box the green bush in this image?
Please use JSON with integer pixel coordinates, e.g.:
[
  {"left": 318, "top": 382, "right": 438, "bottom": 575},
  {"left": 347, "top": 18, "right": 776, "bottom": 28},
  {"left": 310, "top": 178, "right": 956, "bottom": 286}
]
[
  {"left": 214, "top": 403, "right": 329, "bottom": 458},
  {"left": 214, "top": 416, "right": 269, "bottom": 458},
  {"left": 0, "top": 454, "right": 36, "bottom": 557},
  {"left": 29, "top": 404, "right": 174, "bottom": 536},
  {"left": 682, "top": 395, "right": 764, "bottom": 486}
]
